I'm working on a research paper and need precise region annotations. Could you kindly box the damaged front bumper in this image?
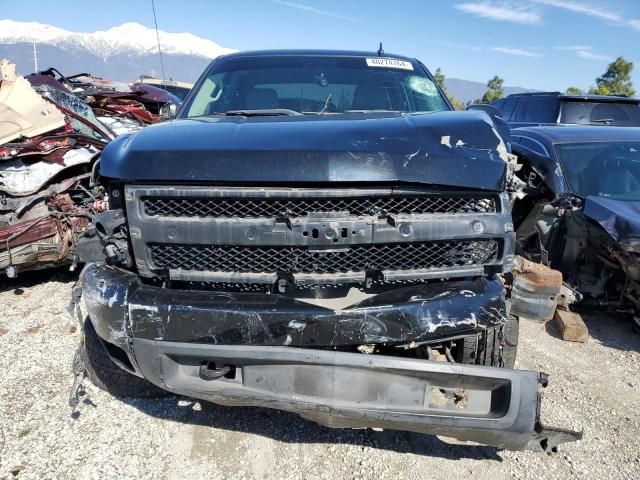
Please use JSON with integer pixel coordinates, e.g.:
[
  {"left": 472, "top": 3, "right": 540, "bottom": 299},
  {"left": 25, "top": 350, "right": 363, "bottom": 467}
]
[{"left": 80, "top": 263, "right": 581, "bottom": 451}]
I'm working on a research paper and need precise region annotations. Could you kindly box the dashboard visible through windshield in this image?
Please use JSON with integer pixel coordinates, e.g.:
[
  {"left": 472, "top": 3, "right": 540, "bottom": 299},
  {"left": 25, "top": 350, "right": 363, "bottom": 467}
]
[{"left": 182, "top": 55, "right": 449, "bottom": 117}]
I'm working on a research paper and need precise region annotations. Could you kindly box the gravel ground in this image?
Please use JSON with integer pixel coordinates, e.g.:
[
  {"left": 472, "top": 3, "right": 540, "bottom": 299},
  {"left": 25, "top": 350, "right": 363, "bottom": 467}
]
[{"left": 0, "top": 269, "right": 639, "bottom": 480}]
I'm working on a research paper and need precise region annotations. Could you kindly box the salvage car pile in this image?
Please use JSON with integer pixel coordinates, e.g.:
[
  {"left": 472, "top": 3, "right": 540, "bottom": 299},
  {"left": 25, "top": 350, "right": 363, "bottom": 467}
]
[{"left": 0, "top": 60, "right": 177, "bottom": 276}]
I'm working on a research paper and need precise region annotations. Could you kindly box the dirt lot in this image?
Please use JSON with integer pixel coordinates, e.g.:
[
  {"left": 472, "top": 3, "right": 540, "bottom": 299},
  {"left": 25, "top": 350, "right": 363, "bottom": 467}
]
[{"left": 0, "top": 269, "right": 639, "bottom": 480}]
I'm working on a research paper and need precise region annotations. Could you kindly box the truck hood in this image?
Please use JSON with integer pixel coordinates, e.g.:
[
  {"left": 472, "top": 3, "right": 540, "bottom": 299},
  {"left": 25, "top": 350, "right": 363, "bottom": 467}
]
[
  {"left": 583, "top": 196, "right": 640, "bottom": 249},
  {"left": 100, "top": 110, "right": 510, "bottom": 190}
]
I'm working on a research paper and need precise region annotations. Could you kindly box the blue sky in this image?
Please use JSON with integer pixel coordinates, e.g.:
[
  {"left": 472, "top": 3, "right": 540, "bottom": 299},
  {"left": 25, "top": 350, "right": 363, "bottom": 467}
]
[{"left": 3, "top": 0, "right": 639, "bottom": 91}]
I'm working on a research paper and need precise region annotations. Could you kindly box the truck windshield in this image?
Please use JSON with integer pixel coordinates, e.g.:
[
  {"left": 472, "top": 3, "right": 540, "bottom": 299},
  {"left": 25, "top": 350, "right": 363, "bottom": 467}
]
[
  {"left": 182, "top": 55, "right": 449, "bottom": 117},
  {"left": 560, "top": 101, "right": 640, "bottom": 126},
  {"left": 556, "top": 141, "right": 640, "bottom": 200}
]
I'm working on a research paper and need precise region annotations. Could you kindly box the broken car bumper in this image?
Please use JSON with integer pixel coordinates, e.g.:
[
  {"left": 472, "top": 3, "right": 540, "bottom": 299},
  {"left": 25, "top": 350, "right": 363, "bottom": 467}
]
[
  {"left": 134, "top": 341, "right": 577, "bottom": 451},
  {"left": 81, "top": 263, "right": 510, "bottom": 349},
  {"left": 80, "top": 263, "right": 581, "bottom": 451}
]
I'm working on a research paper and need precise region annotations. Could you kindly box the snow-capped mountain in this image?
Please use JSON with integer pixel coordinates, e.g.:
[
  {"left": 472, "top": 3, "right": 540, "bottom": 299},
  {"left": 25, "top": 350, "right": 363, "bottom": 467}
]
[
  {"left": 0, "top": 20, "right": 235, "bottom": 59},
  {"left": 0, "top": 19, "right": 235, "bottom": 82}
]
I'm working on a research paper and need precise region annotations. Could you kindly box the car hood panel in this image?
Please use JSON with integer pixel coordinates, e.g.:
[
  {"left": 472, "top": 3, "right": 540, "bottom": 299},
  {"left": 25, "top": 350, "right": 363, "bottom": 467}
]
[
  {"left": 100, "top": 111, "right": 509, "bottom": 190},
  {"left": 583, "top": 196, "right": 640, "bottom": 247}
]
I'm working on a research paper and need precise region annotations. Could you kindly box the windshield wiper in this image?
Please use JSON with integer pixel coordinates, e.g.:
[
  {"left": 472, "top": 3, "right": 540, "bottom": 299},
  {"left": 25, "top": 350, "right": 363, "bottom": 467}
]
[
  {"left": 343, "top": 109, "right": 402, "bottom": 114},
  {"left": 589, "top": 118, "right": 614, "bottom": 124},
  {"left": 223, "top": 109, "right": 303, "bottom": 117}
]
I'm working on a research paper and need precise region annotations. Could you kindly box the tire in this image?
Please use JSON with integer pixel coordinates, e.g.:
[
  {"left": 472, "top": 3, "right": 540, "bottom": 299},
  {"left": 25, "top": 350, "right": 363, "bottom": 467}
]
[
  {"left": 82, "top": 318, "right": 168, "bottom": 398},
  {"left": 456, "top": 314, "right": 519, "bottom": 369}
]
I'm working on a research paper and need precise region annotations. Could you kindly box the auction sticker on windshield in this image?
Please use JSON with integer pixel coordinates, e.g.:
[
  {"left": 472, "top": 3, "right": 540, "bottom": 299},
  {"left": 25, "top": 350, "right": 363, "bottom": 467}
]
[{"left": 366, "top": 58, "right": 414, "bottom": 70}]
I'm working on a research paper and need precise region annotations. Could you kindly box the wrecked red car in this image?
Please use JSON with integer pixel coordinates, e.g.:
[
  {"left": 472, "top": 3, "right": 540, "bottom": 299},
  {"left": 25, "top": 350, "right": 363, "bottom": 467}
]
[
  {"left": 27, "top": 68, "right": 182, "bottom": 135},
  {"left": 0, "top": 60, "right": 178, "bottom": 276},
  {"left": 0, "top": 60, "right": 108, "bottom": 276}
]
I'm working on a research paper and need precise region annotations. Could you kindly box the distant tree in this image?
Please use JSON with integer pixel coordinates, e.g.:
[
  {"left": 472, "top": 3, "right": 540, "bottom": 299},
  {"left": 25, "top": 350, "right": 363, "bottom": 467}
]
[
  {"left": 589, "top": 84, "right": 611, "bottom": 96},
  {"left": 480, "top": 75, "right": 504, "bottom": 103},
  {"left": 434, "top": 68, "right": 446, "bottom": 89},
  {"left": 588, "top": 57, "right": 635, "bottom": 97},
  {"left": 449, "top": 96, "right": 465, "bottom": 111},
  {"left": 433, "top": 67, "right": 465, "bottom": 110},
  {"left": 565, "top": 86, "right": 583, "bottom": 94}
]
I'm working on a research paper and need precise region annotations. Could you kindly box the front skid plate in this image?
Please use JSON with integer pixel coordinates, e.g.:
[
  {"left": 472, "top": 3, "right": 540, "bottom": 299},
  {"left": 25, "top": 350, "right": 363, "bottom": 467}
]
[{"left": 132, "top": 341, "right": 581, "bottom": 451}]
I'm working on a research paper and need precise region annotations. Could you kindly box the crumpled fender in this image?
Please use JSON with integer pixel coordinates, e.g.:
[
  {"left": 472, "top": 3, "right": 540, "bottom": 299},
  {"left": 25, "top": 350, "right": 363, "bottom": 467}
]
[{"left": 582, "top": 196, "right": 640, "bottom": 248}]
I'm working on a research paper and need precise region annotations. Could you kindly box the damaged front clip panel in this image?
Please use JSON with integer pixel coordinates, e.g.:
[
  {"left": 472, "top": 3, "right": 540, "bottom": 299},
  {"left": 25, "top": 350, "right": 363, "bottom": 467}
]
[{"left": 76, "top": 262, "right": 582, "bottom": 451}]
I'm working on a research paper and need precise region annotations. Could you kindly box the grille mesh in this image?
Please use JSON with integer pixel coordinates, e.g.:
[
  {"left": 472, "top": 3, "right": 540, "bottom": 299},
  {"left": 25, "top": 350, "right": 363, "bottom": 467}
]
[
  {"left": 150, "top": 240, "right": 499, "bottom": 275},
  {"left": 143, "top": 195, "right": 496, "bottom": 218}
]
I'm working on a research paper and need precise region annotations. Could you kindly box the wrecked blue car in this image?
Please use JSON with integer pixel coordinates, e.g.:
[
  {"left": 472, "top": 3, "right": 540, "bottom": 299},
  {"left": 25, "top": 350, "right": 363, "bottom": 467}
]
[
  {"left": 511, "top": 125, "right": 640, "bottom": 329},
  {"left": 72, "top": 50, "right": 581, "bottom": 451}
]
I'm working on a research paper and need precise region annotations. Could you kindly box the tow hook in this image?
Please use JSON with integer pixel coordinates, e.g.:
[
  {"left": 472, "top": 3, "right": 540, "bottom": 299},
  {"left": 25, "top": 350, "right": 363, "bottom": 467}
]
[{"left": 199, "top": 362, "right": 232, "bottom": 380}]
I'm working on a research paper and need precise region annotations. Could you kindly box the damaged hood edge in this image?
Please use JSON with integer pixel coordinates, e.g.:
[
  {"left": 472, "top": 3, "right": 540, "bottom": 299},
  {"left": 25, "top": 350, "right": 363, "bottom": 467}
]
[
  {"left": 100, "top": 110, "right": 510, "bottom": 191},
  {"left": 582, "top": 196, "right": 640, "bottom": 249}
]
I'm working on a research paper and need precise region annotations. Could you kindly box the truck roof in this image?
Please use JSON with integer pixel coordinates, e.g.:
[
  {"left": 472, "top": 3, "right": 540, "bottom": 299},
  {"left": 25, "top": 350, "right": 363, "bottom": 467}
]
[
  {"left": 218, "top": 49, "right": 416, "bottom": 62},
  {"left": 506, "top": 91, "right": 639, "bottom": 104}
]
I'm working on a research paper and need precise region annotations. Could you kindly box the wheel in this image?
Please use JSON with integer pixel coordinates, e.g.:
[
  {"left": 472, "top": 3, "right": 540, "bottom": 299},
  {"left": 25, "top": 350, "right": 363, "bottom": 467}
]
[
  {"left": 82, "top": 318, "right": 168, "bottom": 398},
  {"left": 456, "top": 314, "right": 519, "bottom": 368}
]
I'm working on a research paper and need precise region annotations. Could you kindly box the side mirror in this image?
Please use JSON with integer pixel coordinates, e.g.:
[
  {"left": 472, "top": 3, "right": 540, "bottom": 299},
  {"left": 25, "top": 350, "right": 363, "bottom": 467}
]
[
  {"left": 466, "top": 104, "right": 502, "bottom": 117},
  {"left": 160, "top": 102, "right": 177, "bottom": 121}
]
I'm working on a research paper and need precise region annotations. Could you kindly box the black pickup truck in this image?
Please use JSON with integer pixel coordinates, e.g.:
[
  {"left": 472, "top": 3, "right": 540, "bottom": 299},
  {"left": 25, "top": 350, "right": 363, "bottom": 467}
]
[
  {"left": 74, "top": 50, "right": 580, "bottom": 451},
  {"left": 492, "top": 91, "right": 640, "bottom": 128}
]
